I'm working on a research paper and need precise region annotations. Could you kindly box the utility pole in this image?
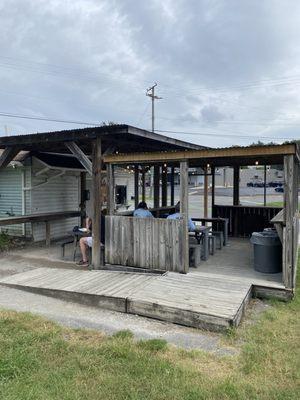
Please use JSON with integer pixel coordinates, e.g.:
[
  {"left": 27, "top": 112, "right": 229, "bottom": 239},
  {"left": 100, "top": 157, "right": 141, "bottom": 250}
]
[{"left": 146, "top": 83, "right": 162, "bottom": 132}]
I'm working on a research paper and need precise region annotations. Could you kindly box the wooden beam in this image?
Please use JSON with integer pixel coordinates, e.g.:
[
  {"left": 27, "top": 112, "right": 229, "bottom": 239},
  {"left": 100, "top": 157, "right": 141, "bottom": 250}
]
[
  {"left": 104, "top": 143, "right": 297, "bottom": 164},
  {"left": 107, "top": 163, "right": 115, "bottom": 215},
  {"left": 170, "top": 167, "right": 175, "bottom": 206},
  {"left": 233, "top": 166, "right": 240, "bottom": 206},
  {"left": 153, "top": 165, "right": 160, "bottom": 208},
  {"left": 65, "top": 141, "right": 92, "bottom": 175},
  {"left": 141, "top": 167, "right": 146, "bottom": 202},
  {"left": 45, "top": 221, "right": 51, "bottom": 247},
  {"left": 0, "top": 211, "right": 81, "bottom": 226},
  {"left": 0, "top": 146, "right": 20, "bottom": 170},
  {"left": 161, "top": 164, "right": 168, "bottom": 207},
  {"left": 80, "top": 172, "right": 87, "bottom": 226},
  {"left": 263, "top": 165, "right": 267, "bottom": 206},
  {"left": 180, "top": 160, "right": 189, "bottom": 273},
  {"left": 134, "top": 165, "right": 139, "bottom": 209},
  {"left": 92, "top": 137, "right": 102, "bottom": 269},
  {"left": 283, "top": 155, "right": 299, "bottom": 289},
  {"left": 211, "top": 166, "right": 215, "bottom": 208},
  {"left": 204, "top": 167, "right": 208, "bottom": 218}
]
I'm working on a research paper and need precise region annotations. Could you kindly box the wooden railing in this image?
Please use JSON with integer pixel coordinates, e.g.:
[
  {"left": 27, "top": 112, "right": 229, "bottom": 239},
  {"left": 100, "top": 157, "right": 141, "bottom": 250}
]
[
  {"left": 105, "top": 215, "right": 186, "bottom": 272},
  {"left": 212, "top": 205, "right": 282, "bottom": 237}
]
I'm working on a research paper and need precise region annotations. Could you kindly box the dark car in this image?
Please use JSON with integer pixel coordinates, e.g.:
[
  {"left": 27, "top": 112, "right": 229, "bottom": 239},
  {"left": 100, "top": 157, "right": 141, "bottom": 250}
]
[
  {"left": 275, "top": 187, "right": 284, "bottom": 193},
  {"left": 253, "top": 182, "right": 265, "bottom": 187},
  {"left": 247, "top": 182, "right": 254, "bottom": 187}
]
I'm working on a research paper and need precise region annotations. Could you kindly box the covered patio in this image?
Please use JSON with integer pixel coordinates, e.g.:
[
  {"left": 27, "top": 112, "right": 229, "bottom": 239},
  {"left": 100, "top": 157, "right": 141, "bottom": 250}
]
[
  {"left": 104, "top": 142, "right": 299, "bottom": 298},
  {"left": 0, "top": 128, "right": 299, "bottom": 330}
]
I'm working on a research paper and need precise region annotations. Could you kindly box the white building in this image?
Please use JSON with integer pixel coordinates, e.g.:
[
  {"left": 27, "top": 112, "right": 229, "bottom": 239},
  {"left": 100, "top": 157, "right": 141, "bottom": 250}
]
[{"left": 0, "top": 151, "right": 134, "bottom": 241}]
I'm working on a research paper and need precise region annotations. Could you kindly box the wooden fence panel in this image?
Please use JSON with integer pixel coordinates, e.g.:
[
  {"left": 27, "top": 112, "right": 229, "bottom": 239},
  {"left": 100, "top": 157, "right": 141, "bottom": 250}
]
[{"left": 105, "top": 216, "right": 185, "bottom": 272}]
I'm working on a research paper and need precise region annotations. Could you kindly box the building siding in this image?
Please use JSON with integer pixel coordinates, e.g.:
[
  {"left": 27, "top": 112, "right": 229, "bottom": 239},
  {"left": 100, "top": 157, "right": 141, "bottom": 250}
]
[
  {"left": 0, "top": 167, "right": 23, "bottom": 235},
  {"left": 30, "top": 159, "right": 81, "bottom": 241}
]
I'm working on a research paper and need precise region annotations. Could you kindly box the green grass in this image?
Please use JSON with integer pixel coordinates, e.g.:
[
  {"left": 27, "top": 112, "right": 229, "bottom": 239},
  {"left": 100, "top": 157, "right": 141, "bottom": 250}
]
[
  {"left": 0, "top": 259, "right": 300, "bottom": 399},
  {"left": 267, "top": 201, "right": 284, "bottom": 207}
]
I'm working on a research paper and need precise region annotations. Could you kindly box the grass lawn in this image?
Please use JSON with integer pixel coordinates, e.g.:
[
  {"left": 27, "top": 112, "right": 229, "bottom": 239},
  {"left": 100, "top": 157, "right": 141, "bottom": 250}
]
[
  {"left": 267, "top": 201, "right": 284, "bottom": 207},
  {"left": 0, "top": 261, "right": 299, "bottom": 399}
]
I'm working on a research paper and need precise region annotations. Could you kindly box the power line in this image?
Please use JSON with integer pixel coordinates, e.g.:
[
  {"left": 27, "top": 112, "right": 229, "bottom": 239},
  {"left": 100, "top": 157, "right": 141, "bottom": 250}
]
[
  {"left": 154, "top": 129, "right": 296, "bottom": 141},
  {"left": 0, "top": 111, "right": 102, "bottom": 126},
  {"left": 0, "top": 111, "right": 297, "bottom": 141}
]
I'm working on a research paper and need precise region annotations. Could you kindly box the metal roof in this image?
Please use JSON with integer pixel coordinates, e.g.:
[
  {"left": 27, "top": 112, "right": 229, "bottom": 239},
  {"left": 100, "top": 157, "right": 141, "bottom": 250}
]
[{"left": 0, "top": 124, "right": 204, "bottom": 154}]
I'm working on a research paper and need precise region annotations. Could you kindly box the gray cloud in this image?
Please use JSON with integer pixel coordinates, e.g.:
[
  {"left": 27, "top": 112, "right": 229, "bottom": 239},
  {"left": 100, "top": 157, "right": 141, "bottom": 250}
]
[{"left": 0, "top": 0, "right": 300, "bottom": 147}]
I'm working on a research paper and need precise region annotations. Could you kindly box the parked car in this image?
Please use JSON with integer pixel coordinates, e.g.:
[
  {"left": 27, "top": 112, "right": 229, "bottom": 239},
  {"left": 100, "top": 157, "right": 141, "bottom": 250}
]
[
  {"left": 275, "top": 187, "right": 284, "bottom": 193},
  {"left": 253, "top": 182, "right": 265, "bottom": 187},
  {"left": 247, "top": 182, "right": 254, "bottom": 187},
  {"left": 269, "top": 181, "right": 283, "bottom": 187}
]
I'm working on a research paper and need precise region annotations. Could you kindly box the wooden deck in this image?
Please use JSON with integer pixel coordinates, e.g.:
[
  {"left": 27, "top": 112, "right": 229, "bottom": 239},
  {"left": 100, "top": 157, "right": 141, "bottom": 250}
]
[
  {"left": 0, "top": 267, "right": 253, "bottom": 331},
  {"left": 0, "top": 238, "right": 292, "bottom": 331}
]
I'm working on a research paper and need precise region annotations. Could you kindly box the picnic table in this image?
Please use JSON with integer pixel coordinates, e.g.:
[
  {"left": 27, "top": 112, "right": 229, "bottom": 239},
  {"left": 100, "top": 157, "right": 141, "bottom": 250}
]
[{"left": 192, "top": 217, "right": 229, "bottom": 246}]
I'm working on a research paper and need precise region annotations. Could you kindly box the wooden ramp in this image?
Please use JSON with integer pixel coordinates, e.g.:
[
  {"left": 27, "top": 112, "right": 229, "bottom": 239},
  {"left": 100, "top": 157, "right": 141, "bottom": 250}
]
[{"left": 0, "top": 268, "right": 252, "bottom": 331}]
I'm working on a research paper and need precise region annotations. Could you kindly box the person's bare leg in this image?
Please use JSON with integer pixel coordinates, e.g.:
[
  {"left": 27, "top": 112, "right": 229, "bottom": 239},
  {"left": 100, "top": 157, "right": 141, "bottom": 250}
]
[
  {"left": 85, "top": 217, "right": 92, "bottom": 230},
  {"left": 79, "top": 237, "right": 88, "bottom": 262}
]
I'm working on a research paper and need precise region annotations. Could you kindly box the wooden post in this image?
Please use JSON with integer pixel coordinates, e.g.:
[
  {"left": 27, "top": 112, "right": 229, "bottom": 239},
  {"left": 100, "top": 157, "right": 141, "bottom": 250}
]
[
  {"left": 180, "top": 160, "right": 189, "bottom": 273},
  {"left": 211, "top": 166, "right": 215, "bottom": 208},
  {"left": 233, "top": 166, "right": 240, "bottom": 206},
  {"left": 141, "top": 167, "right": 146, "bottom": 202},
  {"left": 80, "top": 172, "right": 87, "bottom": 226},
  {"left": 263, "top": 165, "right": 267, "bottom": 206},
  {"left": 134, "top": 165, "right": 139, "bottom": 209},
  {"left": 107, "top": 163, "right": 115, "bottom": 215},
  {"left": 161, "top": 164, "right": 168, "bottom": 207},
  {"left": 92, "top": 137, "right": 102, "bottom": 269},
  {"left": 45, "top": 221, "right": 50, "bottom": 247},
  {"left": 283, "top": 155, "right": 298, "bottom": 289},
  {"left": 170, "top": 167, "right": 175, "bottom": 206},
  {"left": 233, "top": 165, "right": 240, "bottom": 236},
  {"left": 204, "top": 167, "right": 208, "bottom": 218},
  {"left": 153, "top": 165, "right": 160, "bottom": 208}
]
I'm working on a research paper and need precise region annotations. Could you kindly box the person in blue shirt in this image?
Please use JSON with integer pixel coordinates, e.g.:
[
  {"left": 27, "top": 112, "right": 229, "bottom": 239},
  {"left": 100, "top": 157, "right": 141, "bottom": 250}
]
[
  {"left": 167, "top": 202, "right": 196, "bottom": 231},
  {"left": 133, "top": 201, "right": 154, "bottom": 218}
]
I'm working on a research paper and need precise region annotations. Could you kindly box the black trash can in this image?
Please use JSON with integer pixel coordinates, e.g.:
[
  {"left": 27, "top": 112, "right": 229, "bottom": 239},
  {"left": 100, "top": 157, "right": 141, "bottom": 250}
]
[{"left": 250, "top": 231, "right": 282, "bottom": 273}]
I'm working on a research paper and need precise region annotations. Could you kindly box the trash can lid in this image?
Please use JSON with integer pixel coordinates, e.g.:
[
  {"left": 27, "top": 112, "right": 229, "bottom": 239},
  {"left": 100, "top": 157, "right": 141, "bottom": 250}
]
[{"left": 250, "top": 231, "right": 281, "bottom": 246}]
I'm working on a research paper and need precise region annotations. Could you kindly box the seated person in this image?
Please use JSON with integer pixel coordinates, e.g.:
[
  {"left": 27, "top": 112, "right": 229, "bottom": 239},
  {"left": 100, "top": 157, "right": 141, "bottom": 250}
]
[
  {"left": 133, "top": 201, "right": 154, "bottom": 218},
  {"left": 167, "top": 202, "right": 196, "bottom": 232},
  {"left": 77, "top": 210, "right": 106, "bottom": 267}
]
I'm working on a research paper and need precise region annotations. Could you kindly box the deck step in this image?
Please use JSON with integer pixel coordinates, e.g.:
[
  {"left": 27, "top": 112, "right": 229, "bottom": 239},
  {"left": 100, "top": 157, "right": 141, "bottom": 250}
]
[{"left": 0, "top": 268, "right": 253, "bottom": 332}]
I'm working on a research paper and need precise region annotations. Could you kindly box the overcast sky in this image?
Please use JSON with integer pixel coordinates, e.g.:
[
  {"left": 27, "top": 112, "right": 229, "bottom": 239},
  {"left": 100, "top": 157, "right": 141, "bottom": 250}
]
[{"left": 0, "top": 0, "right": 300, "bottom": 147}]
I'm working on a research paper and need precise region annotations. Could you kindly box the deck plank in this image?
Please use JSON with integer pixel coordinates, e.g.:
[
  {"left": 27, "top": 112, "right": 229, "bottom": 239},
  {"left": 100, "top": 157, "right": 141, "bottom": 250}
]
[{"left": 0, "top": 267, "right": 253, "bottom": 331}]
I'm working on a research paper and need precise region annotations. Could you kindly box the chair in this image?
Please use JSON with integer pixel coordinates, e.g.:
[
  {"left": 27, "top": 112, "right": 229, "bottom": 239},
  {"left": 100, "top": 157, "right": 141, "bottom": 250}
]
[
  {"left": 211, "top": 231, "right": 224, "bottom": 250},
  {"left": 57, "top": 237, "right": 75, "bottom": 259},
  {"left": 189, "top": 244, "right": 201, "bottom": 267},
  {"left": 208, "top": 234, "right": 216, "bottom": 255}
]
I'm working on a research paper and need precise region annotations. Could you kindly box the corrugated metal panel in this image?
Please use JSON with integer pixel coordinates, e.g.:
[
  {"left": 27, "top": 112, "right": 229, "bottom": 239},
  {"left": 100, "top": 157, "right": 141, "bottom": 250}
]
[
  {"left": 31, "top": 159, "right": 80, "bottom": 241},
  {"left": 0, "top": 167, "right": 23, "bottom": 235}
]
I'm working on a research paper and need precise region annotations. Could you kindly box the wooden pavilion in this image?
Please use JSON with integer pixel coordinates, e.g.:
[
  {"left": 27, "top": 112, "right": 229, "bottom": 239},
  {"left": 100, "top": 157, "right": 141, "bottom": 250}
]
[
  {"left": 104, "top": 142, "right": 300, "bottom": 295},
  {"left": 0, "top": 126, "right": 299, "bottom": 330},
  {"left": 0, "top": 124, "right": 201, "bottom": 265}
]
